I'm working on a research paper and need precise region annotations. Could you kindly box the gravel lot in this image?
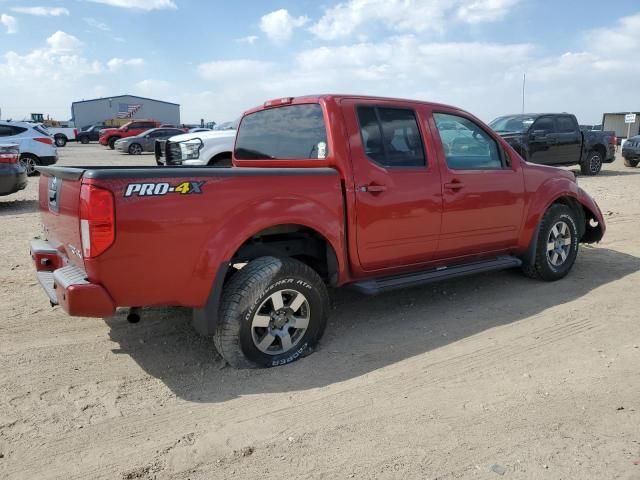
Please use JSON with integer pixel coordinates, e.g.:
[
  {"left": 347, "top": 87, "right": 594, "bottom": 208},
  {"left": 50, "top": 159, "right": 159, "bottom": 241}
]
[{"left": 1, "top": 143, "right": 639, "bottom": 479}]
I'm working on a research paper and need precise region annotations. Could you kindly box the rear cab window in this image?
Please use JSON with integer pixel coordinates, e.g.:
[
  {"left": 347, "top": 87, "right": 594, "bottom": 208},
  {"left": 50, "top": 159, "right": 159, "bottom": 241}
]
[{"left": 235, "top": 104, "right": 328, "bottom": 160}]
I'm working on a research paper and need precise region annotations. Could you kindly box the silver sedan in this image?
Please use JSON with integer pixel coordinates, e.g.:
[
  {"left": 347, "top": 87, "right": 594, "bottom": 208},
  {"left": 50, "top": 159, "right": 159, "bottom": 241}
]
[{"left": 115, "top": 128, "right": 186, "bottom": 155}]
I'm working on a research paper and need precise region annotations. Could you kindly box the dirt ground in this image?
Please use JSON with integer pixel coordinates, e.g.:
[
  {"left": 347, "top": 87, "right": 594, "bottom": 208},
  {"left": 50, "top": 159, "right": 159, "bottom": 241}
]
[{"left": 0, "top": 143, "right": 639, "bottom": 480}]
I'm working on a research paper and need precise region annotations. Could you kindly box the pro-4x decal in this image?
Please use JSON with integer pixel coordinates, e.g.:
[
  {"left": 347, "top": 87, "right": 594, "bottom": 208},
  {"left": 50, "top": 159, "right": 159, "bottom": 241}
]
[{"left": 124, "top": 181, "right": 205, "bottom": 197}]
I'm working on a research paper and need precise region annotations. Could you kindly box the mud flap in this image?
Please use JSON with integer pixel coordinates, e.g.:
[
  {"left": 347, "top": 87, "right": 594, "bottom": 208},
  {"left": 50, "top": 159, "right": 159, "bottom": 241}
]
[{"left": 191, "top": 262, "right": 229, "bottom": 336}]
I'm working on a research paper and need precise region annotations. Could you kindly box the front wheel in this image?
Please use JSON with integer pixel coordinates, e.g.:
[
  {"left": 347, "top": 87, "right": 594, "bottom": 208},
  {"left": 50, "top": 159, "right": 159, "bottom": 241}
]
[
  {"left": 108, "top": 137, "right": 118, "bottom": 149},
  {"left": 214, "top": 257, "right": 329, "bottom": 368},
  {"left": 624, "top": 157, "right": 639, "bottom": 168},
  {"left": 522, "top": 204, "right": 579, "bottom": 281},
  {"left": 54, "top": 135, "right": 67, "bottom": 147},
  {"left": 580, "top": 150, "right": 603, "bottom": 176},
  {"left": 80, "top": 136, "right": 89, "bottom": 144}
]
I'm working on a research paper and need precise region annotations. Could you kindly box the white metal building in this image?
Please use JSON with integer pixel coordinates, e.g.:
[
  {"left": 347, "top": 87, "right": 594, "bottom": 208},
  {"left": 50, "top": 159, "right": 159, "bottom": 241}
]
[
  {"left": 71, "top": 95, "right": 180, "bottom": 129},
  {"left": 602, "top": 112, "right": 640, "bottom": 139}
]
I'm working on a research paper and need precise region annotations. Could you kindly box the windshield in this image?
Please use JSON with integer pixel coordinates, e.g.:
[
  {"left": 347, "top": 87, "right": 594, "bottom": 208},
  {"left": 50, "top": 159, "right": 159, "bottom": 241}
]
[{"left": 489, "top": 115, "right": 536, "bottom": 133}]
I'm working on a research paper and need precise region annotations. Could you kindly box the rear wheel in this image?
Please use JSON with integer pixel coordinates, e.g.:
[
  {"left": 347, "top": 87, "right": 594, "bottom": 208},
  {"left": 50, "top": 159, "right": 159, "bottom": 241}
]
[
  {"left": 19, "top": 153, "right": 40, "bottom": 176},
  {"left": 580, "top": 150, "right": 603, "bottom": 175},
  {"left": 108, "top": 137, "right": 118, "bottom": 149},
  {"left": 522, "top": 204, "right": 579, "bottom": 281},
  {"left": 54, "top": 135, "right": 67, "bottom": 147},
  {"left": 624, "top": 157, "right": 639, "bottom": 168},
  {"left": 128, "top": 143, "right": 143, "bottom": 155},
  {"left": 214, "top": 256, "right": 329, "bottom": 368}
]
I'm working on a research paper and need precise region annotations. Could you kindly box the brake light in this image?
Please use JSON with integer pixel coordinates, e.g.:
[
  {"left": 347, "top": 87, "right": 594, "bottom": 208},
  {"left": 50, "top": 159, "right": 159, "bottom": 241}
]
[
  {"left": 0, "top": 145, "right": 19, "bottom": 164},
  {"left": 610, "top": 135, "right": 617, "bottom": 145},
  {"left": 74, "top": 128, "right": 78, "bottom": 138},
  {"left": 79, "top": 185, "right": 115, "bottom": 258},
  {"left": 34, "top": 137, "right": 53, "bottom": 145},
  {"left": 264, "top": 97, "right": 293, "bottom": 108}
]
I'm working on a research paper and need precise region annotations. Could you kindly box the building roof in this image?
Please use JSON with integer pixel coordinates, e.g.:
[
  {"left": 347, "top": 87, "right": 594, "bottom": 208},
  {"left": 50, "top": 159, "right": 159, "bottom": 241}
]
[{"left": 71, "top": 95, "right": 179, "bottom": 107}]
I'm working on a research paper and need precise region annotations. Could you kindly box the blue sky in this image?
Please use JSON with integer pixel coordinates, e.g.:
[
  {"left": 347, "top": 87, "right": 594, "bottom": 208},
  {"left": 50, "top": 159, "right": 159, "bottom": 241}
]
[{"left": 1, "top": 0, "right": 640, "bottom": 124}]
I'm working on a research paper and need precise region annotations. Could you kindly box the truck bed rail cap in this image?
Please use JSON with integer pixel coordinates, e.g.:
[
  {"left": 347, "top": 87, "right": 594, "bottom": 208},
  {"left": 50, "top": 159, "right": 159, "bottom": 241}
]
[{"left": 37, "top": 165, "right": 338, "bottom": 180}]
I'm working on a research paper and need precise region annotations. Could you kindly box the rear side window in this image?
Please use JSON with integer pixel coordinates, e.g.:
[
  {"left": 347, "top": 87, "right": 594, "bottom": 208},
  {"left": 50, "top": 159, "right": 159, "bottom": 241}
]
[
  {"left": 356, "top": 106, "right": 425, "bottom": 167},
  {"left": 235, "top": 104, "right": 328, "bottom": 160}
]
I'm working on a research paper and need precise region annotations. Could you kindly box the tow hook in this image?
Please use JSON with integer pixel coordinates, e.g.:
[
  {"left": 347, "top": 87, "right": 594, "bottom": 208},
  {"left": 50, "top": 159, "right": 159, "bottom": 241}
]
[{"left": 127, "top": 306, "right": 141, "bottom": 323}]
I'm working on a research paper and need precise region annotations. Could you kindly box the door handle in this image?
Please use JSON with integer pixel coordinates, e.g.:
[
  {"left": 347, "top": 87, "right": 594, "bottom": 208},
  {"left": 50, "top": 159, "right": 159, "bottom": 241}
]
[
  {"left": 444, "top": 180, "right": 464, "bottom": 190},
  {"left": 359, "top": 184, "right": 386, "bottom": 193}
]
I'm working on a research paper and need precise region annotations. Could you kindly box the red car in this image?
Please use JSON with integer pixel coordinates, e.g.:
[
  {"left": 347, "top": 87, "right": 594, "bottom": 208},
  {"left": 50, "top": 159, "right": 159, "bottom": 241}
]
[
  {"left": 31, "top": 95, "right": 605, "bottom": 368},
  {"left": 99, "top": 119, "right": 160, "bottom": 149}
]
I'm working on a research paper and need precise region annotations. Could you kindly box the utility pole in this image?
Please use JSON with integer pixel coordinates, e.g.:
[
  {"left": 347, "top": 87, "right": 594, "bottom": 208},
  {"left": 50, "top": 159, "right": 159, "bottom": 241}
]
[{"left": 522, "top": 73, "right": 526, "bottom": 113}]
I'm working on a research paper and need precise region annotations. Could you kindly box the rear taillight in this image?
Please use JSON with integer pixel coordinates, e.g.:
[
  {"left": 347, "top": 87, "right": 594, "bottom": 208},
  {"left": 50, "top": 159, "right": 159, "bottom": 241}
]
[
  {"left": 34, "top": 137, "right": 53, "bottom": 145},
  {"left": 74, "top": 128, "right": 78, "bottom": 138},
  {"left": 611, "top": 135, "right": 617, "bottom": 145},
  {"left": 79, "top": 185, "right": 115, "bottom": 258},
  {"left": 0, "top": 145, "right": 19, "bottom": 164}
]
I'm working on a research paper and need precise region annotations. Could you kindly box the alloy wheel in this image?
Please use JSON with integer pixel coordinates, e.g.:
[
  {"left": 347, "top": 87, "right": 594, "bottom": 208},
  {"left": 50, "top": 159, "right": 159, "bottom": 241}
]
[
  {"left": 546, "top": 221, "right": 572, "bottom": 267},
  {"left": 251, "top": 289, "right": 310, "bottom": 355}
]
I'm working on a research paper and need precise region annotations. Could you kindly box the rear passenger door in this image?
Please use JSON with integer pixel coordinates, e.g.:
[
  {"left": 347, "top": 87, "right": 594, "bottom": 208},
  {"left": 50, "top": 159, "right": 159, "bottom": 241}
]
[{"left": 342, "top": 100, "right": 443, "bottom": 271}]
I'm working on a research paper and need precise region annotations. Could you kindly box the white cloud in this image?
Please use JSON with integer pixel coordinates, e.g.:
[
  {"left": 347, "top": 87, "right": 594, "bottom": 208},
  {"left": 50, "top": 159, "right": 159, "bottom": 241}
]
[
  {"left": 11, "top": 6, "right": 70, "bottom": 16},
  {"left": 237, "top": 35, "right": 259, "bottom": 45},
  {"left": 88, "top": 0, "right": 177, "bottom": 10},
  {"left": 310, "top": 0, "right": 519, "bottom": 40},
  {"left": 198, "top": 59, "right": 273, "bottom": 80},
  {"left": 456, "top": 0, "right": 518, "bottom": 23},
  {"left": 260, "top": 9, "right": 308, "bottom": 43},
  {"left": 84, "top": 17, "right": 111, "bottom": 31},
  {"left": 107, "top": 57, "right": 144, "bottom": 71},
  {"left": 1, "top": 14, "right": 18, "bottom": 34},
  {"left": 46, "top": 31, "right": 83, "bottom": 52},
  {"left": 134, "top": 79, "right": 173, "bottom": 98},
  {"left": 586, "top": 12, "right": 640, "bottom": 56}
]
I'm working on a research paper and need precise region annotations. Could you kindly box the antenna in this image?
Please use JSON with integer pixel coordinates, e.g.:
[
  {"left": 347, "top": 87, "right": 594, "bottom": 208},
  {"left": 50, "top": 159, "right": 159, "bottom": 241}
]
[{"left": 521, "top": 73, "right": 526, "bottom": 113}]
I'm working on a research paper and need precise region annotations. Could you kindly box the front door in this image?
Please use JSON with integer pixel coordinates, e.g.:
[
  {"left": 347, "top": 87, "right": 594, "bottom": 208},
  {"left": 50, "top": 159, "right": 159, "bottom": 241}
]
[
  {"left": 431, "top": 111, "right": 526, "bottom": 260},
  {"left": 554, "top": 115, "right": 582, "bottom": 164},
  {"left": 528, "top": 115, "right": 559, "bottom": 165},
  {"left": 342, "top": 100, "right": 443, "bottom": 271}
]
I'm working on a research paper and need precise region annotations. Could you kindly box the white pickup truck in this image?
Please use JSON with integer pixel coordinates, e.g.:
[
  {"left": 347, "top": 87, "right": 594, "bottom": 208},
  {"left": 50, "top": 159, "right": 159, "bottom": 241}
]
[
  {"left": 40, "top": 124, "right": 77, "bottom": 147},
  {"left": 155, "top": 121, "right": 237, "bottom": 167}
]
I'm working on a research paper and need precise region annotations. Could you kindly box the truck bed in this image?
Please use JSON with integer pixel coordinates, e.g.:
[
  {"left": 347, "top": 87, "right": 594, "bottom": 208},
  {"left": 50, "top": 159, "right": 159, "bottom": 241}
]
[{"left": 36, "top": 165, "right": 344, "bottom": 313}]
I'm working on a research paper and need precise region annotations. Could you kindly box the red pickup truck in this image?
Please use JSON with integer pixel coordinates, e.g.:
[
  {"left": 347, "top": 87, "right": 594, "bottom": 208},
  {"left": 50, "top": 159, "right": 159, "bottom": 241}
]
[
  {"left": 99, "top": 119, "right": 160, "bottom": 149},
  {"left": 31, "top": 95, "right": 605, "bottom": 368}
]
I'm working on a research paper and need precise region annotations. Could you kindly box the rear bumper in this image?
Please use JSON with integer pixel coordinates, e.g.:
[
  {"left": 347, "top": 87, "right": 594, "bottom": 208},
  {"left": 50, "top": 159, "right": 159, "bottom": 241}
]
[
  {"left": 604, "top": 144, "right": 616, "bottom": 163},
  {"left": 0, "top": 166, "right": 27, "bottom": 196},
  {"left": 40, "top": 155, "right": 58, "bottom": 166},
  {"left": 30, "top": 239, "right": 115, "bottom": 317}
]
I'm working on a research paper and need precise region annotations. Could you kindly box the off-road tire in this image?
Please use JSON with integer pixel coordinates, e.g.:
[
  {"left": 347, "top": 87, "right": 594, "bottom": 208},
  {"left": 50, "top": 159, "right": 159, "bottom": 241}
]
[
  {"left": 624, "top": 157, "right": 639, "bottom": 168},
  {"left": 108, "top": 137, "right": 118, "bottom": 149},
  {"left": 580, "top": 150, "right": 603, "bottom": 176},
  {"left": 214, "top": 256, "right": 329, "bottom": 369},
  {"left": 522, "top": 204, "right": 579, "bottom": 281}
]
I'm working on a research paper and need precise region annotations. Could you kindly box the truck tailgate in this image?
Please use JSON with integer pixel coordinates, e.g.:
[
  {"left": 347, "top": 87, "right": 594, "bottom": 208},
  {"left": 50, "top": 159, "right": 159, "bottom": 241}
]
[{"left": 37, "top": 167, "right": 85, "bottom": 270}]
